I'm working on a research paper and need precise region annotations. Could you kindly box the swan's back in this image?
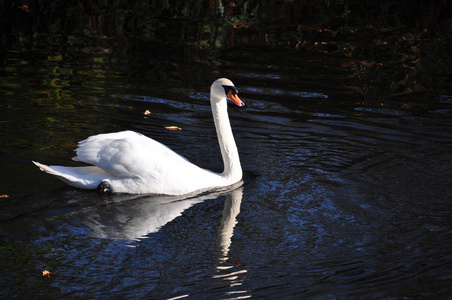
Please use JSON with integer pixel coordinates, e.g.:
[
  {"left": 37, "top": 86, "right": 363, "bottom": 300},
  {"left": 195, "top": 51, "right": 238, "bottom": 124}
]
[{"left": 73, "top": 131, "right": 191, "bottom": 178}]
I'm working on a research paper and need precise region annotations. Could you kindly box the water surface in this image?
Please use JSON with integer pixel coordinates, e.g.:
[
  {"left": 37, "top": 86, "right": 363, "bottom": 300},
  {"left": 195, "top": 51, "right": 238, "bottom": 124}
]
[{"left": 1, "top": 7, "right": 452, "bottom": 298}]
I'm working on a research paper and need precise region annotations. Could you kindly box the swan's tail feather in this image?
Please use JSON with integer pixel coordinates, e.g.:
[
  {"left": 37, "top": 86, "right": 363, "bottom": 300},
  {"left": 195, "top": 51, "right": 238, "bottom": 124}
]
[
  {"left": 32, "top": 161, "right": 109, "bottom": 190},
  {"left": 33, "top": 161, "right": 60, "bottom": 175}
]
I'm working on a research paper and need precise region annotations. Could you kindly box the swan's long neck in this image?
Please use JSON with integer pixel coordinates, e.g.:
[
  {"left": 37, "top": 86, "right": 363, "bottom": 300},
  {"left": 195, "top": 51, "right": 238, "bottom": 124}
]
[{"left": 211, "top": 94, "right": 242, "bottom": 182}]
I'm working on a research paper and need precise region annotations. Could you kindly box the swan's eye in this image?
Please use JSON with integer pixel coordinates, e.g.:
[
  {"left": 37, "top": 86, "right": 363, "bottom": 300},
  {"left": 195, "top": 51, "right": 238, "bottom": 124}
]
[{"left": 222, "top": 85, "right": 238, "bottom": 97}]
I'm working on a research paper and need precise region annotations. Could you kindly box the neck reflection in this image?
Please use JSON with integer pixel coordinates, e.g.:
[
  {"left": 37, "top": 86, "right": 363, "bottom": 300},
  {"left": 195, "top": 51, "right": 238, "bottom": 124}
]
[{"left": 213, "top": 187, "right": 250, "bottom": 298}]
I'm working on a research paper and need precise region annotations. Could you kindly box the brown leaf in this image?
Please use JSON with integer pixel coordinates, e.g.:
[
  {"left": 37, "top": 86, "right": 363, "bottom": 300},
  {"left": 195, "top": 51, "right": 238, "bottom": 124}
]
[
  {"left": 165, "top": 126, "right": 182, "bottom": 130},
  {"left": 42, "top": 270, "right": 51, "bottom": 277}
]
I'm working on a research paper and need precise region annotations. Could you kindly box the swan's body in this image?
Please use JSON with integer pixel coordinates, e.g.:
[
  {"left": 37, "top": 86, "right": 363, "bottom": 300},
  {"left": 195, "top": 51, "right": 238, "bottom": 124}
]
[{"left": 34, "top": 78, "right": 245, "bottom": 195}]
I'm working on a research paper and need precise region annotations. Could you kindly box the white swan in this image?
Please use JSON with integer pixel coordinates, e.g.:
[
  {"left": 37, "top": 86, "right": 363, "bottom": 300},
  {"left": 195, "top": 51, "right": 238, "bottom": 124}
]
[{"left": 33, "top": 78, "right": 245, "bottom": 195}]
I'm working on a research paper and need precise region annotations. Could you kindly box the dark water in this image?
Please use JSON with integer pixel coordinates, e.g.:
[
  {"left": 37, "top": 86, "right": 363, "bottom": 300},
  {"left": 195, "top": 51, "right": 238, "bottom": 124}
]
[
  {"left": 1, "top": 45, "right": 452, "bottom": 299},
  {"left": 1, "top": 2, "right": 452, "bottom": 299}
]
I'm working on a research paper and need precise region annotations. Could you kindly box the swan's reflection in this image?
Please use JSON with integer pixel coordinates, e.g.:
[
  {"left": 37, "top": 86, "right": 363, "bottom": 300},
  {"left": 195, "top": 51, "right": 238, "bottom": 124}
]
[
  {"left": 75, "top": 184, "right": 250, "bottom": 298},
  {"left": 76, "top": 182, "right": 243, "bottom": 240},
  {"left": 216, "top": 186, "right": 243, "bottom": 262},
  {"left": 78, "top": 194, "right": 204, "bottom": 240},
  {"left": 213, "top": 186, "right": 250, "bottom": 299}
]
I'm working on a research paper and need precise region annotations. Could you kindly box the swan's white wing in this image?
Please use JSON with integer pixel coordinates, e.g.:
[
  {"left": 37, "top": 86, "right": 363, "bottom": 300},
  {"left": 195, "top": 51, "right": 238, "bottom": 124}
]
[{"left": 72, "top": 131, "right": 194, "bottom": 179}]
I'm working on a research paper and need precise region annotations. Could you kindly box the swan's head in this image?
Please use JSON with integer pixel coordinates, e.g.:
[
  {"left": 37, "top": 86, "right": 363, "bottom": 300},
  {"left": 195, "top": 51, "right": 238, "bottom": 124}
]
[{"left": 211, "top": 78, "right": 245, "bottom": 107}]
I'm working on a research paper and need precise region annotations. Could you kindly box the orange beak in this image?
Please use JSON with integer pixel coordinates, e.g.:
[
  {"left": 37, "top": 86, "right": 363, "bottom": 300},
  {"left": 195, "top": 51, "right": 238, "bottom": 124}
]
[{"left": 227, "top": 90, "right": 245, "bottom": 107}]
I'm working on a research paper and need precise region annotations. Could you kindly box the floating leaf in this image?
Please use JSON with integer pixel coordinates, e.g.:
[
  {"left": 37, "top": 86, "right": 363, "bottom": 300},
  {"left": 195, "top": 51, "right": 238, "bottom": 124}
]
[
  {"left": 42, "top": 270, "right": 51, "bottom": 277},
  {"left": 0, "top": 195, "right": 9, "bottom": 198},
  {"left": 165, "top": 126, "right": 182, "bottom": 130},
  {"left": 144, "top": 110, "right": 151, "bottom": 115}
]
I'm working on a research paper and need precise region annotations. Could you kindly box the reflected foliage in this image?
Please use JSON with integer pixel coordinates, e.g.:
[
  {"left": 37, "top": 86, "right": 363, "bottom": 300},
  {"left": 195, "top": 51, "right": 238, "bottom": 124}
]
[{"left": 1, "top": 0, "right": 451, "bottom": 97}]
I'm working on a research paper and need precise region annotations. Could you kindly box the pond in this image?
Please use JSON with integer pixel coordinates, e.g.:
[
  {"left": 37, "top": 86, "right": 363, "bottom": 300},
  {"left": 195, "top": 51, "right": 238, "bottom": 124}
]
[{"left": 1, "top": 1, "right": 452, "bottom": 299}]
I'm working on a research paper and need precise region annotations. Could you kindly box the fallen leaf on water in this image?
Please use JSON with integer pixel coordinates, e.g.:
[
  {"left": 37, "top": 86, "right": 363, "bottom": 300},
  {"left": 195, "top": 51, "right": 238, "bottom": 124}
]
[
  {"left": 144, "top": 110, "right": 151, "bottom": 115},
  {"left": 42, "top": 270, "right": 51, "bottom": 277},
  {"left": 165, "top": 126, "right": 182, "bottom": 130},
  {"left": 0, "top": 195, "right": 9, "bottom": 198}
]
